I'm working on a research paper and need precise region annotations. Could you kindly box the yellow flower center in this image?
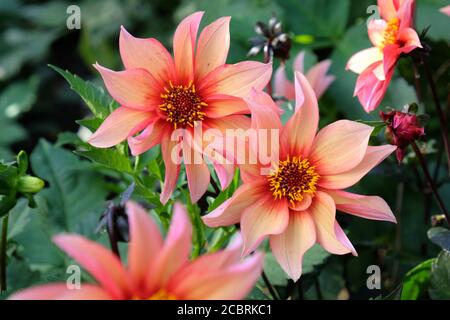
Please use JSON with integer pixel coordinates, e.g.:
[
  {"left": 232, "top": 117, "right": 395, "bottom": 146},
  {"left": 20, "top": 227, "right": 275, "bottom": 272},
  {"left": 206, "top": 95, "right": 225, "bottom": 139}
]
[
  {"left": 147, "top": 289, "right": 178, "bottom": 300},
  {"left": 381, "top": 18, "right": 400, "bottom": 48},
  {"left": 159, "top": 81, "right": 207, "bottom": 129},
  {"left": 268, "top": 156, "right": 319, "bottom": 204}
]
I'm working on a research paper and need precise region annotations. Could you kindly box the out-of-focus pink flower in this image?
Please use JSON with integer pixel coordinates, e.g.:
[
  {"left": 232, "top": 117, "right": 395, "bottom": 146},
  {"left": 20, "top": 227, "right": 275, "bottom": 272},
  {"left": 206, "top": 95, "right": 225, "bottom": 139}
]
[
  {"left": 347, "top": 0, "right": 422, "bottom": 112},
  {"left": 441, "top": 5, "right": 450, "bottom": 16},
  {"left": 274, "top": 51, "right": 335, "bottom": 100},
  {"left": 9, "top": 202, "right": 263, "bottom": 300},
  {"left": 203, "top": 71, "right": 397, "bottom": 282},
  {"left": 88, "top": 12, "right": 273, "bottom": 204},
  {"left": 381, "top": 110, "right": 425, "bottom": 162}
]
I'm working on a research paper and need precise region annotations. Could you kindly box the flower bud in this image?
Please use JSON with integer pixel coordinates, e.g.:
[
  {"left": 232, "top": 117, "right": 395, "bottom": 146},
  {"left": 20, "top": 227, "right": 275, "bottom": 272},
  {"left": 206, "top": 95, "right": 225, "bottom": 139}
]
[{"left": 17, "top": 175, "right": 45, "bottom": 194}]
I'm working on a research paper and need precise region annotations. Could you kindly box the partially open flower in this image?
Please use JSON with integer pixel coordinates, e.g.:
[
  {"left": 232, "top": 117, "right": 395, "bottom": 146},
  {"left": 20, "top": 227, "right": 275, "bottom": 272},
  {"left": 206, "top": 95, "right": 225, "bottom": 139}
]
[
  {"left": 346, "top": 0, "right": 422, "bottom": 112},
  {"left": 380, "top": 109, "right": 425, "bottom": 163},
  {"left": 9, "top": 202, "right": 263, "bottom": 300}
]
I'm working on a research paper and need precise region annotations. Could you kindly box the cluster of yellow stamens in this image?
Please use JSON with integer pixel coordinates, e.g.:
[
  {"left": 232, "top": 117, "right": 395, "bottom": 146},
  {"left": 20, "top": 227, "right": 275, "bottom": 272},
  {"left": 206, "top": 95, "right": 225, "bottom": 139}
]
[
  {"left": 159, "top": 81, "right": 207, "bottom": 129},
  {"left": 381, "top": 18, "right": 400, "bottom": 48},
  {"left": 268, "top": 156, "right": 320, "bottom": 204},
  {"left": 147, "top": 289, "right": 178, "bottom": 300}
]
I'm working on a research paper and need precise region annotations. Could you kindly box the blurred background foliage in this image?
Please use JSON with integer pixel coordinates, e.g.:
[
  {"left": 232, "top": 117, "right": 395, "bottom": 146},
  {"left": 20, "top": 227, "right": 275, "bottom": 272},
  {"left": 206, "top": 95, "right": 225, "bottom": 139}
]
[{"left": 0, "top": 0, "right": 449, "bottom": 300}]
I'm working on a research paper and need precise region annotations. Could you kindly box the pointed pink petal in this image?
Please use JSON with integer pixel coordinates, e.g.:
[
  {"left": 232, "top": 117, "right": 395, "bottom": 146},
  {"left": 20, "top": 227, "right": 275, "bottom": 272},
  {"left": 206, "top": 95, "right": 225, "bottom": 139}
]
[
  {"left": 245, "top": 89, "right": 282, "bottom": 131},
  {"left": 378, "top": 0, "right": 398, "bottom": 20},
  {"left": 293, "top": 51, "right": 306, "bottom": 74},
  {"left": 306, "top": 60, "right": 335, "bottom": 98},
  {"left": 273, "top": 64, "right": 295, "bottom": 100},
  {"left": 173, "top": 11, "right": 204, "bottom": 83},
  {"left": 119, "top": 26, "right": 175, "bottom": 84},
  {"left": 368, "top": 19, "right": 387, "bottom": 47},
  {"left": 281, "top": 72, "right": 319, "bottom": 157},
  {"left": 170, "top": 252, "right": 264, "bottom": 300},
  {"left": 398, "top": 0, "right": 415, "bottom": 29},
  {"left": 205, "top": 94, "right": 249, "bottom": 118},
  {"left": 195, "top": 17, "right": 231, "bottom": 80},
  {"left": 441, "top": 5, "right": 450, "bottom": 16},
  {"left": 326, "top": 190, "right": 397, "bottom": 223},
  {"left": 211, "top": 159, "right": 235, "bottom": 190},
  {"left": 88, "top": 107, "right": 153, "bottom": 148},
  {"left": 398, "top": 28, "right": 422, "bottom": 54},
  {"left": 334, "top": 221, "right": 357, "bottom": 256},
  {"left": 151, "top": 203, "right": 192, "bottom": 289},
  {"left": 183, "top": 143, "right": 211, "bottom": 203},
  {"left": 270, "top": 211, "right": 316, "bottom": 282},
  {"left": 202, "top": 61, "right": 272, "bottom": 98},
  {"left": 128, "top": 119, "right": 168, "bottom": 156},
  {"left": 241, "top": 196, "right": 289, "bottom": 256},
  {"left": 160, "top": 133, "right": 181, "bottom": 204},
  {"left": 53, "top": 234, "right": 129, "bottom": 299},
  {"left": 309, "top": 191, "right": 351, "bottom": 255},
  {"left": 126, "top": 201, "right": 163, "bottom": 290},
  {"left": 94, "top": 63, "right": 161, "bottom": 109},
  {"left": 319, "top": 145, "right": 396, "bottom": 189},
  {"left": 346, "top": 47, "right": 383, "bottom": 74},
  {"left": 311, "top": 120, "right": 373, "bottom": 175},
  {"left": 9, "top": 284, "right": 112, "bottom": 300},
  {"left": 202, "top": 180, "right": 268, "bottom": 227}
]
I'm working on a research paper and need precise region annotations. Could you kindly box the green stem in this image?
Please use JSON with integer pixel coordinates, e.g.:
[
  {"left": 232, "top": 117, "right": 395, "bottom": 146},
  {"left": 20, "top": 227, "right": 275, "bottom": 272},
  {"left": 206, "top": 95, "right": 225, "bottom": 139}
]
[
  {"left": 261, "top": 271, "right": 280, "bottom": 300},
  {"left": 0, "top": 214, "right": 9, "bottom": 292}
]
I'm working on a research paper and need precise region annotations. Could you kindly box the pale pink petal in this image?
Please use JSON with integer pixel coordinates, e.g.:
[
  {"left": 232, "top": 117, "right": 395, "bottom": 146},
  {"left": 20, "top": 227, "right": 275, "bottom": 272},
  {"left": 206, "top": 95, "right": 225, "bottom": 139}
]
[
  {"left": 94, "top": 63, "right": 161, "bottom": 109},
  {"left": 368, "top": 19, "right": 387, "bottom": 47},
  {"left": 126, "top": 201, "right": 163, "bottom": 290},
  {"left": 441, "top": 5, "right": 450, "bottom": 16},
  {"left": 346, "top": 47, "right": 383, "bottom": 74},
  {"left": 205, "top": 94, "right": 249, "bottom": 118},
  {"left": 173, "top": 11, "right": 204, "bottom": 83},
  {"left": 53, "top": 235, "right": 129, "bottom": 299},
  {"left": 160, "top": 133, "right": 181, "bottom": 204},
  {"left": 9, "top": 284, "right": 112, "bottom": 300},
  {"left": 88, "top": 107, "right": 153, "bottom": 148},
  {"left": 270, "top": 211, "right": 316, "bottom": 281},
  {"left": 211, "top": 159, "right": 235, "bottom": 190},
  {"left": 310, "top": 120, "right": 373, "bottom": 175},
  {"left": 202, "top": 61, "right": 272, "bottom": 98},
  {"left": 170, "top": 252, "right": 264, "bottom": 300},
  {"left": 274, "top": 64, "right": 295, "bottom": 100},
  {"left": 326, "top": 190, "right": 397, "bottom": 223},
  {"left": 398, "top": 0, "right": 415, "bottom": 29},
  {"left": 378, "top": 0, "right": 398, "bottom": 20},
  {"left": 241, "top": 196, "right": 289, "bottom": 256},
  {"left": 398, "top": 28, "right": 422, "bottom": 54},
  {"left": 281, "top": 72, "right": 319, "bottom": 157},
  {"left": 319, "top": 145, "right": 396, "bottom": 189},
  {"left": 195, "top": 17, "right": 231, "bottom": 80},
  {"left": 183, "top": 144, "right": 211, "bottom": 203},
  {"left": 128, "top": 119, "right": 169, "bottom": 156},
  {"left": 245, "top": 89, "right": 282, "bottom": 131},
  {"left": 310, "top": 191, "right": 352, "bottom": 255},
  {"left": 293, "top": 51, "right": 306, "bottom": 74},
  {"left": 202, "top": 180, "right": 268, "bottom": 227},
  {"left": 306, "top": 60, "right": 335, "bottom": 98},
  {"left": 334, "top": 221, "right": 357, "bottom": 256},
  {"left": 150, "top": 203, "right": 192, "bottom": 290},
  {"left": 119, "top": 26, "right": 175, "bottom": 84}
]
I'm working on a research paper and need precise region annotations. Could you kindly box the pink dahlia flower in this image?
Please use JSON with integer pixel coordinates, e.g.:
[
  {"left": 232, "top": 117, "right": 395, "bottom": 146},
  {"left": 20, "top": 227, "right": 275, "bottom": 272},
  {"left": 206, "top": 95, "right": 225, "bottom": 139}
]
[
  {"left": 88, "top": 12, "right": 272, "bottom": 204},
  {"left": 274, "top": 51, "right": 335, "bottom": 100},
  {"left": 347, "top": 0, "right": 422, "bottom": 112},
  {"left": 9, "top": 202, "right": 263, "bottom": 300},
  {"left": 203, "top": 72, "right": 397, "bottom": 281}
]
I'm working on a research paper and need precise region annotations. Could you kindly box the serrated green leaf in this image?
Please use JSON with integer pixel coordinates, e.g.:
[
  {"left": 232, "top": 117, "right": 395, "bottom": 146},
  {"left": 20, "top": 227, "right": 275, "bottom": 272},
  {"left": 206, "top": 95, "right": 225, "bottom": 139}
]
[
  {"left": 49, "top": 64, "right": 116, "bottom": 119},
  {"left": 77, "top": 148, "right": 133, "bottom": 174},
  {"left": 429, "top": 250, "right": 450, "bottom": 300},
  {"left": 76, "top": 118, "right": 103, "bottom": 132}
]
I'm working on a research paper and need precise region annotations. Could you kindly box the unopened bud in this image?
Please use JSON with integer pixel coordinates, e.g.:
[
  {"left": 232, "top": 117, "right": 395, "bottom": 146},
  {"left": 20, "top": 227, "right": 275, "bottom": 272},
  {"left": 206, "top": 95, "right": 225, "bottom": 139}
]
[{"left": 17, "top": 176, "right": 45, "bottom": 194}]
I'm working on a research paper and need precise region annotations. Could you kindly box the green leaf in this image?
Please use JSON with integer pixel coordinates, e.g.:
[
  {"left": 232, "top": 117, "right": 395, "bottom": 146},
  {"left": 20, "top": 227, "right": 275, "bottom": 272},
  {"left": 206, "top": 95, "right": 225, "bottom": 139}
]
[
  {"left": 30, "top": 140, "right": 108, "bottom": 235},
  {"left": 77, "top": 148, "right": 133, "bottom": 174},
  {"left": 264, "top": 253, "right": 288, "bottom": 286},
  {"left": 0, "top": 76, "right": 39, "bottom": 119},
  {"left": 429, "top": 250, "right": 450, "bottom": 300},
  {"left": 76, "top": 118, "right": 103, "bottom": 132},
  {"left": 428, "top": 227, "right": 450, "bottom": 251},
  {"left": 401, "top": 258, "right": 434, "bottom": 300},
  {"left": 49, "top": 64, "right": 116, "bottom": 119},
  {"left": 302, "top": 244, "right": 331, "bottom": 274}
]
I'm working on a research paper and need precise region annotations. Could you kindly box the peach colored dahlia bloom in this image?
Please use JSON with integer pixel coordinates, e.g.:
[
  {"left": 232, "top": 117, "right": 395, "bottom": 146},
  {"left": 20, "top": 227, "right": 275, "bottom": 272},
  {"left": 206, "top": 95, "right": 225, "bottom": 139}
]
[
  {"left": 346, "top": 0, "right": 422, "bottom": 112},
  {"left": 203, "top": 72, "right": 397, "bottom": 281},
  {"left": 274, "top": 51, "right": 335, "bottom": 100},
  {"left": 9, "top": 202, "right": 263, "bottom": 300},
  {"left": 88, "top": 12, "right": 272, "bottom": 204}
]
